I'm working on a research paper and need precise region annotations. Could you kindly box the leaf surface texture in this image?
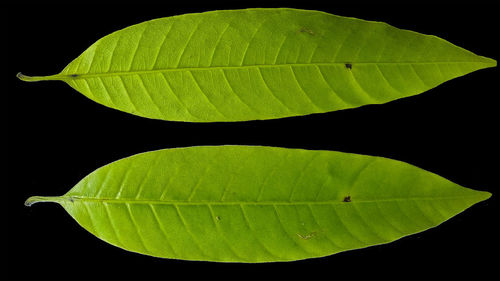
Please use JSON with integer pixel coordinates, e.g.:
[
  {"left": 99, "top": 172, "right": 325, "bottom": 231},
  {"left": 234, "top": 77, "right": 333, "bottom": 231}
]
[
  {"left": 19, "top": 8, "right": 496, "bottom": 121},
  {"left": 26, "top": 146, "right": 491, "bottom": 262}
]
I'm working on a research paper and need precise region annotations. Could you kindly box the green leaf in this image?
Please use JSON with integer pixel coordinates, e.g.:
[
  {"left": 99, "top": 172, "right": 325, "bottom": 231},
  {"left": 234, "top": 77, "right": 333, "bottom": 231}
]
[
  {"left": 17, "top": 9, "right": 495, "bottom": 122},
  {"left": 26, "top": 146, "right": 490, "bottom": 262}
]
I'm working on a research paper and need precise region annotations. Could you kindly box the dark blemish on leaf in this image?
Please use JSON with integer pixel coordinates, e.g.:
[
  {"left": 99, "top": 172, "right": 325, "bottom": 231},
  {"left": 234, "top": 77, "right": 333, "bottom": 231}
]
[
  {"left": 216, "top": 216, "right": 221, "bottom": 221},
  {"left": 345, "top": 63, "right": 352, "bottom": 70},
  {"left": 343, "top": 196, "right": 351, "bottom": 202},
  {"left": 68, "top": 197, "right": 75, "bottom": 203},
  {"left": 70, "top": 74, "right": 78, "bottom": 78},
  {"left": 299, "top": 27, "right": 315, "bottom": 35}
]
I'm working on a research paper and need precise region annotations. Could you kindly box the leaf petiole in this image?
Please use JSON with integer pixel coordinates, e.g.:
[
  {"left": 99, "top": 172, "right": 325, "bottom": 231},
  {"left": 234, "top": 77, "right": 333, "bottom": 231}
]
[
  {"left": 16, "top": 72, "right": 63, "bottom": 82},
  {"left": 24, "top": 196, "right": 66, "bottom": 206}
]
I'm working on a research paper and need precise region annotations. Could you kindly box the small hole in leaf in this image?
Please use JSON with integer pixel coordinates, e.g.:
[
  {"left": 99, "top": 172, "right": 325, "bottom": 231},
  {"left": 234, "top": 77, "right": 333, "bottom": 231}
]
[{"left": 345, "top": 63, "right": 352, "bottom": 70}]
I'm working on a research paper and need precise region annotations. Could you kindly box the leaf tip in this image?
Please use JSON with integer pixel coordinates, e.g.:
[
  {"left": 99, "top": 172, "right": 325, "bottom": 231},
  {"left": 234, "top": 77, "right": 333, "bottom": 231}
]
[
  {"left": 479, "top": 56, "right": 497, "bottom": 68},
  {"left": 481, "top": 191, "right": 492, "bottom": 201},
  {"left": 471, "top": 190, "right": 492, "bottom": 205}
]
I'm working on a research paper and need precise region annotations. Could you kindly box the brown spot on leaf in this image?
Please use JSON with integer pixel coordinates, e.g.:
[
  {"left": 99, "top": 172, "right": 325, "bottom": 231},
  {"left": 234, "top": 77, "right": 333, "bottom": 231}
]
[
  {"left": 343, "top": 196, "right": 351, "bottom": 202},
  {"left": 299, "top": 27, "right": 315, "bottom": 35},
  {"left": 345, "top": 63, "right": 352, "bottom": 70}
]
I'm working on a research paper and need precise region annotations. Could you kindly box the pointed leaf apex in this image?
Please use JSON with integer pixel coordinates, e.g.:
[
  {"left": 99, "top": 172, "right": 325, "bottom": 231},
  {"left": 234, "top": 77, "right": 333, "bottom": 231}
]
[
  {"left": 479, "top": 191, "right": 492, "bottom": 201},
  {"left": 481, "top": 56, "right": 497, "bottom": 68}
]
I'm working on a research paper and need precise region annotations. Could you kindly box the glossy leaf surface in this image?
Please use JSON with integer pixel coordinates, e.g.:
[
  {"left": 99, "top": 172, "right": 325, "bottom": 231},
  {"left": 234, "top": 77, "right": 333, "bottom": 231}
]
[
  {"left": 18, "top": 8, "right": 495, "bottom": 122},
  {"left": 26, "top": 146, "right": 491, "bottom": 262}
]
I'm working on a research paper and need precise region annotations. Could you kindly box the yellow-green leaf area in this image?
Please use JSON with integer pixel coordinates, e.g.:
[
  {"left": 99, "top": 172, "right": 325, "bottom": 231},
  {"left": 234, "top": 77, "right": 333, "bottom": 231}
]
[
  {"left": 26, "top": 146, "right": 491, "bottom": 262},
  {"left": 18, "top": 8, "right": 496, "bottom": 122}
]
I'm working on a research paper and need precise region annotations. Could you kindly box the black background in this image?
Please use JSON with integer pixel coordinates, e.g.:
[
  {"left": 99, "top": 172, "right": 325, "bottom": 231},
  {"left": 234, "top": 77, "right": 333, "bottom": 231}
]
[{"left": 7, "top": 1, "right": 498, "bottom": 280}]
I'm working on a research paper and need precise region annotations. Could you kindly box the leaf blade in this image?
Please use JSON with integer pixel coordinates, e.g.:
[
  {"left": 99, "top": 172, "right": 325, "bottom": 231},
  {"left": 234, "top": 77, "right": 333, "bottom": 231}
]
[
  {"left": 19, "top": 8, "right": 496, "bottom": 121},
  {"left": 26, "top": 146, "right": 491, "bottom": 262}
]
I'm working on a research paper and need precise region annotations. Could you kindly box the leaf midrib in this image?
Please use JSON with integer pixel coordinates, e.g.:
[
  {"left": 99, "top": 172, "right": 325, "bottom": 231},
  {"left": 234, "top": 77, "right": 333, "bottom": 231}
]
[
  {"left": 61, "top": 194, "right": 483, "bottom": 205},
  {"left": 61, "top": 60, "right": 491, "bottom": 80}
]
